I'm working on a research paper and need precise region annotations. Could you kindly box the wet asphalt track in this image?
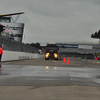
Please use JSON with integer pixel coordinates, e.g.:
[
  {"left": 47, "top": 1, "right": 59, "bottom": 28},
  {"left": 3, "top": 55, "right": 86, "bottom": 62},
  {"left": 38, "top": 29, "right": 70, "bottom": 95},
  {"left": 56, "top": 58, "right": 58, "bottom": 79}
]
[
  {"left": 1, "top": 58, "right": 100, "bottom": 100},
  {"left": 0, "top": 58, "right": 100, "bottom": 87}
]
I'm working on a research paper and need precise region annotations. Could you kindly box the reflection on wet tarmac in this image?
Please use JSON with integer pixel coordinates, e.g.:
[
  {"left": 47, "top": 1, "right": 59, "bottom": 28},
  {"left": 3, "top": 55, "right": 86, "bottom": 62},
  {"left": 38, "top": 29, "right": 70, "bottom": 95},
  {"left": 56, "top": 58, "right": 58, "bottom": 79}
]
[
  {"left": 45, "top": 71, "right": 48, "bottom": 72},
  {"left": 53, "top": 67, "right": 57, "bottom": 70},
  {"left": 0, "top": 65, "right": 100, "bottom": 86},
  {"left": 45, "top": 66, "right": 49, "bottom": 69}
]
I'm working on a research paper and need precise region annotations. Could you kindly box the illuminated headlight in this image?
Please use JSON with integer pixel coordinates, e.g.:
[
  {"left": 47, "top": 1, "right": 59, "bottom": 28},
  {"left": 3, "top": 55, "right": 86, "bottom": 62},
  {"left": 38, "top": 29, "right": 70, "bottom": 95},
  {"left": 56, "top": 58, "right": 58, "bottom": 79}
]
[
  {"left": 45, "top": 53, "right": 49, "bottom": 58},
  {"left": 54, "top": 53, "right": 58, "bottom": 58}
]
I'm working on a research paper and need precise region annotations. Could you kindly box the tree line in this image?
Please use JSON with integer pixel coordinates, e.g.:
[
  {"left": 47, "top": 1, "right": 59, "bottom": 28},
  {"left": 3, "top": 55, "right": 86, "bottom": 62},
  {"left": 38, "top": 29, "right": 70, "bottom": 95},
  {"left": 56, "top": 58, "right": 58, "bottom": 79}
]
[
  {"left": 26, "top": 42, "right": 42, "bottom": 49},
  {"left": 91, "top": 30, "right": 100, "bottom": 39}
]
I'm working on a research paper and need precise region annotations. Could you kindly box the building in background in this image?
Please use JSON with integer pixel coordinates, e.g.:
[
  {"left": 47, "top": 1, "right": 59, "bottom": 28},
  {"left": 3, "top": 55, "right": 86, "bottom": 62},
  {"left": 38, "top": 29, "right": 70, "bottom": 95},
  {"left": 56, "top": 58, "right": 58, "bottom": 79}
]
[{"left": 0, "top": 12, "right": 24, "bottom": 43}]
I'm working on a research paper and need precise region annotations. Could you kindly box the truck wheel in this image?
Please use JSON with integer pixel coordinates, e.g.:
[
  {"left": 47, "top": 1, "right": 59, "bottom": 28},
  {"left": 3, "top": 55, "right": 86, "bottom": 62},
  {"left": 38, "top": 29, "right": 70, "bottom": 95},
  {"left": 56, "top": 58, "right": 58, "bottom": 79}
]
[
  {"left": 55, "top": 58, "right": 58, "bottom": 60},
  {"left": 45, "top": 57, "right": 49, "bottom": 60}
]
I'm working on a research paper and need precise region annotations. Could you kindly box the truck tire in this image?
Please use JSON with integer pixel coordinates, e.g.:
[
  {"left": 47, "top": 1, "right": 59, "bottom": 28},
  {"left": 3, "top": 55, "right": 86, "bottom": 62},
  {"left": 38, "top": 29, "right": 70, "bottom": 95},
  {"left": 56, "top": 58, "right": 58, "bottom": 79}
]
[
  {"left": 54, "top": 57, "right": 58, "bottom": 60},
  {"left": 45, "top": 57, "right": 49, "bottom": 60}
]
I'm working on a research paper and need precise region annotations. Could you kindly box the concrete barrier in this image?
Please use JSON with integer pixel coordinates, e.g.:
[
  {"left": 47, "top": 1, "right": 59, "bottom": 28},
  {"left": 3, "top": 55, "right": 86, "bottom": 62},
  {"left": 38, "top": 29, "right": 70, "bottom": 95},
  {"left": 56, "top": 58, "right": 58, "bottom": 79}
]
[{"left": 1, "top": 50, "right": 44, "bottom": 61}]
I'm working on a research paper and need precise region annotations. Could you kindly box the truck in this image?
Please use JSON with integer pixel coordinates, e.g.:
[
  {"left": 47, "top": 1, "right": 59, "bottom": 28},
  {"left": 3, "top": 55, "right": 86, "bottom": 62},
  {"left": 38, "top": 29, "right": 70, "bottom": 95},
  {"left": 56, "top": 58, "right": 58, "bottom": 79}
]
[{"left": 45, "top": 43, "right": 59, "bottom": 60}]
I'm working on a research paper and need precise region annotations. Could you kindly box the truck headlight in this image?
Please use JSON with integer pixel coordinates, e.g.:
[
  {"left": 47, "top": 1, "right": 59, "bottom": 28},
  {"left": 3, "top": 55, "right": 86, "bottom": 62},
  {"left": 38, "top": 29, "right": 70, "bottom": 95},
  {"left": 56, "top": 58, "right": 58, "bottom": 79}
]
[
  {"left": 45, "top": 53, "right": 50, "bottom": 58},
  {"left": 54, "top": 53, "right": 58, "bottom": 58}
]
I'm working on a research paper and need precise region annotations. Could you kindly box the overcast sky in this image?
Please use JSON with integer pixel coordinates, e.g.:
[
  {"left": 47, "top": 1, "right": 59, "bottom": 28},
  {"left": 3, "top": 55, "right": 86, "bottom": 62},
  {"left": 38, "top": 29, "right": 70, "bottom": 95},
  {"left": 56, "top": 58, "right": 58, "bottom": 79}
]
[{"left": 1, "top": 0, "right": 100, "bottom": 45}]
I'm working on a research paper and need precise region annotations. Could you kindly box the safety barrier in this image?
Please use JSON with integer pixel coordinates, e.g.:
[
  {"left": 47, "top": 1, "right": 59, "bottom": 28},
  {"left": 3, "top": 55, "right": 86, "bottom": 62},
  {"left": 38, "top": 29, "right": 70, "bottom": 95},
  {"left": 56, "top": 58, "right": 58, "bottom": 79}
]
[{"left": 1, "top": 50, "right": 44, "bottom": 61}]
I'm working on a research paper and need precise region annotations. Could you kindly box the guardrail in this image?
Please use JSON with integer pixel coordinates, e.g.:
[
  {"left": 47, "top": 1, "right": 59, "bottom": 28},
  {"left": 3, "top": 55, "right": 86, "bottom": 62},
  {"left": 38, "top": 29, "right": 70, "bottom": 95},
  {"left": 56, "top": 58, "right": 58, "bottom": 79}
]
[{"left": 1, "top": 50, "right": 45, "bottom": 61}]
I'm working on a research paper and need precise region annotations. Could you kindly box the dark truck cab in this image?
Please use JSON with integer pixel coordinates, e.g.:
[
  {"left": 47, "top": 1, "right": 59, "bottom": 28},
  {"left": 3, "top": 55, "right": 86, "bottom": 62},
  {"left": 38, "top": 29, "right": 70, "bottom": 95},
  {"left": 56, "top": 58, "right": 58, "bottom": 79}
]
[{"left": 45, "top": 44, "right": 59, "bottom": 60}]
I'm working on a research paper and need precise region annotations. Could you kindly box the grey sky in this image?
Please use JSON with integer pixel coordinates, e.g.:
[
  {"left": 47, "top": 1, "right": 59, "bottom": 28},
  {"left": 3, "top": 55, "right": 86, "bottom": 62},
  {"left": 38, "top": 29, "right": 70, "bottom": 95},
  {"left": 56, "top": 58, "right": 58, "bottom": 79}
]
[{"left": 0, "top": 0, "right": 100, "bottom": 45}]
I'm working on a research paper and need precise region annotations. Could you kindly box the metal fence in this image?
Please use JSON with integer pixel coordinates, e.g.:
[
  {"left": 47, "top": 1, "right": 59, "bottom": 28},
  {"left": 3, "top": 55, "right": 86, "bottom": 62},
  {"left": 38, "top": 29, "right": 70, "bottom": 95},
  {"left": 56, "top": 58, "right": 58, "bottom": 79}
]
[{"left": 0, "top": 35, "right": 38, "bottom": 53}]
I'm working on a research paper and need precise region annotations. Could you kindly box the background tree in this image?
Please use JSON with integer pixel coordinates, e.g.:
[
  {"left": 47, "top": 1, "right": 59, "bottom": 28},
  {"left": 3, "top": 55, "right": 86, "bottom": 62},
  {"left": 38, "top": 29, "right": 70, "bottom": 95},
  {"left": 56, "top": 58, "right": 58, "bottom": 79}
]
[{"left": 26, "top": 42, "right": 42, "bottom": 49}]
